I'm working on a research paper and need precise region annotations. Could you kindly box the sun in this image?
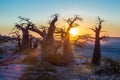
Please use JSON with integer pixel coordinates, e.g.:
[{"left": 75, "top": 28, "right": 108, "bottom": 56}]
[{"left": 69, "top": 28, "right": 79, "bottom": 36}]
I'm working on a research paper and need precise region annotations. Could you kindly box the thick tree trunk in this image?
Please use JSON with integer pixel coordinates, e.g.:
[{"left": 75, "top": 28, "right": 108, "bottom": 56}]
[
  {"left": 41, "top": 38, "right": 55, "bottom": 62},
  {"left": 29, "top": 36, "right": 34, "bottom": 48},
  {"left": 63, "top": 33, "right": 74, "bottom": 64},
  {"left": 40, "top": 15, "right": 58, "bottom": 62},
  {"left": 21, "top": 29, "right": 30, "bottom": 50},
  {"left": 18, "top": 37, "right": 21, "bottom": 51},
  {"left": 62, "top": 15, "right": 82, "bottom": 64},
  {"left": 92, "top": 31, "right": 101, "bottom": 65},
  {"left": 90, "top": 17, "right": 105, "bottom": 65}
]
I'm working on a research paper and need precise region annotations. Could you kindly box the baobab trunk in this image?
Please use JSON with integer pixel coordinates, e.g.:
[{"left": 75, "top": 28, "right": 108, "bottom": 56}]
[
  {"left": 15, "top": 16, "right": 31, "bottom": 51},
  {"left": 41, "top": 38, "right": 55, "bottom": 62},
  {"left": 63, "top": 33, "right": 73, "bottom": 63},
  {"left": 62, "top": 15, "right": 82, "bottom": 64},
  {"left": 92, "top": 31, "right": 101, "bottom": 65},
  {"left": 21, "top": 29, "right": 30, "bottom": 50},
  {"left": 18, "top": 36, "right": 21, "bottom": 51}
]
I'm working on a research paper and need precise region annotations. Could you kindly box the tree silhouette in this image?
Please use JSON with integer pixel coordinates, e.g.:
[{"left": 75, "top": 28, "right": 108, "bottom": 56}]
[
  {"left": 91, "top": 17, "right": 107, "bottom": 65},
  {"left": 54, "top": 15, "right": 82, "bottom": 64},
  {"left": 28, "top": 14, "right": 58, "bottom": 62},
  {"left": 13, "top": 16, "right": 34, "bottom": 50},
  {"left": 62, "top": 15, "right": 82, "bottom": 63}
]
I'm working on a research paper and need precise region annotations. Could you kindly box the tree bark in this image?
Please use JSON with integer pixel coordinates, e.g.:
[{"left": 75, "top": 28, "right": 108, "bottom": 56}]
[
  {"left": 18, "top": 36, "right": 21, "bottom": 51},
  {"left": 91, "top": 30, "right": 101, "bottom": 65},
  {"left": 41, "top": 39, "right": 55, "bottom": 62},
  {"left": 63, "top": 33, "right": 73, "bottom": 63},
  {"left": 21, "top": 28, "right": 30, "bottom": 50}
]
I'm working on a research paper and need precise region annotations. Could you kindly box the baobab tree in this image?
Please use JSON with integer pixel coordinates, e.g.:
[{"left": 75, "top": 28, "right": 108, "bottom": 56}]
[
  {"left": 91, "top": 17, "right": 107, "bottom": 65},
  {"left": 27, "top": 14, "right": 58, "bottom": 62},
  {"left": 61, "top": 15, "right": 82, "bottom": 63},
  {"left": 13, "top": 16, "right": 33, "bottom": 50},
  {"left": 54, "top": 15, "right": 82, "bottom": 64}
]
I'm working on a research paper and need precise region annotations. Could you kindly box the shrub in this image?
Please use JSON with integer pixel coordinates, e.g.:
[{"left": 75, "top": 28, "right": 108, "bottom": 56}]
[
  {"left": 21, "top": 48, "right": 40, "bottom": 65},
  {"left": 19, "top": 62, "right": 58, "bottom": 80},
  {"left": 21, "top": 55, "right": 40, "bottom": 65},
  {"left": 22, "top": 48, "right": 32, "bottom": 55},
  {"left": 95, "top": 57, "right": 120, "bottom": 75},
  {"left": 48, "top": 53, "right": 71, "bottom": 66}
]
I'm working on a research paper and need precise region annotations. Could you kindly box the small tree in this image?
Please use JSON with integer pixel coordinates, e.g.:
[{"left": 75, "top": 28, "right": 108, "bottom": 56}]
[
  {"left": 91, "top": 17, "right": 107, "bottom": 65},
  {"left": 9, "top": 31, "right": 21, "bottom": 51},
  {"left": 13, "top": 16, "right": 32, "bottom": 50}
]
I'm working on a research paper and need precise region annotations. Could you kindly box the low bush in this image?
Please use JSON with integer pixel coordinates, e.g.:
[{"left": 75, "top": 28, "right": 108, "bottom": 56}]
[
  {"left": 21, "top": 48, "right": 40, "bottom": 65},
  {"left": 48, "top": 53, "right": 71, "bottom": 66},
  {"left": 95, "top": 57, "right": 120, "bottom": 75},
  {"left": 19, "top": 62, "right": 58, "bottom": 80}
]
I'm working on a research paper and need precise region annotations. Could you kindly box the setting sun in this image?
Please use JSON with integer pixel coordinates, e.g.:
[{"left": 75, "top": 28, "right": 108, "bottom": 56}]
[{"left": 69, "top": 28, "right": 79, "bottom": 36}]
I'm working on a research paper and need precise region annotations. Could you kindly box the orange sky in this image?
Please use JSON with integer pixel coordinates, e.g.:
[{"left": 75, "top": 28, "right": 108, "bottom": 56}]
[{"left": 0, "top": 17, "right": 120, "bottom": 37}]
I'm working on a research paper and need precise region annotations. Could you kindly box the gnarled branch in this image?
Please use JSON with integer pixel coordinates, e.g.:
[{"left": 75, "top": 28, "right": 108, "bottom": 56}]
[
  {"left": 46, "top": 14, "right": 58, "bottom": 39},
  {"left": 65, "top": 15, "right": 82, "bottom": 31},
  {"left": 100, "top": 35, "right": 109, "bottom": 40}
]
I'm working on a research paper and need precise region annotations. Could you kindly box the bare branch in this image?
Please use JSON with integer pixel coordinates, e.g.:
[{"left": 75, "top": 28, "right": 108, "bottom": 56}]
[
  {"left": 98, "top": 17, "right": 104, "bottom": 23},
  {"left": 74, "top": 34, "right": 93, "bottom": 46},
  {"left": 100, "top": 35, "right": 109, "bottom": 40},
  {"left": 16, "top": 17, "right": 46, "bottom": 38},
  {"left": 28, "top": 26, "right": 45, "bottom": 37},
  {"left": 70, "top": 15, "right": 82, "bottom": 26},
  {"left": 65, "top": 15, "right": 82, "bottom": 32},
  {"left": 18, "top": 16, "right": 30, "bottom": 23},
  {"left": 89, "top": 28, "right": 96, "bottom": 32},
  {"left": 75, "top": 15, "right": 83, "bottom": 21},
  {"left": 98, "top": 17, "right": 104, "bottom": 30},
  {"left": 9, "top": 31, "right": 19, "bottom": 37},
  {"left": 15, "top": 24, "right": 24, "bottom": 30},
  {"left": 89, "top": 37, "right": 95, "bottom": 39},
  {"left": 46, "top": 14, "right": 58, "bottom": 38}
]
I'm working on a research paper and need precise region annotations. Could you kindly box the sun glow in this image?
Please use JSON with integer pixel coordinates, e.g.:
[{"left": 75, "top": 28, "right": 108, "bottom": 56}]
[{"left": 69, "top": 28, "right": 79, "bottom": 36}]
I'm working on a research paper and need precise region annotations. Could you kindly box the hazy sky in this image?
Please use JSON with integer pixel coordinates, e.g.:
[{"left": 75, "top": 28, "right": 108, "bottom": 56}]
[{"left": 0, "top": 0, "right": 120, "bottom": 37}]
